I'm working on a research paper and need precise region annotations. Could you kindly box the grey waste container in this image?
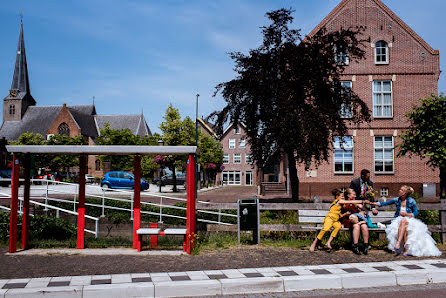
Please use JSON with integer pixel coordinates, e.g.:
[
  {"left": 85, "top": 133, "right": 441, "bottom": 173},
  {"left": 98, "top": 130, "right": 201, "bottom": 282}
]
[{"left": 237, "top": 197, "right": 260, "bottom": 244}]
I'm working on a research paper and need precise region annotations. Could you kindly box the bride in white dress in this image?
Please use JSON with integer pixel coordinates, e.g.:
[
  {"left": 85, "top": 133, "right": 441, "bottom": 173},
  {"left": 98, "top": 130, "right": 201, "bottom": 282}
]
[{"left": 375, "top": 185, "right": 441, "bottom": 257}]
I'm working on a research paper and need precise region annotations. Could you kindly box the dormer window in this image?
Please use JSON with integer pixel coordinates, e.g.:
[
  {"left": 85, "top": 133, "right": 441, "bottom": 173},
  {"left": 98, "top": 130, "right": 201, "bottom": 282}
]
[
  {"left": 234, "top": 126, "right": 241, "bottom": 134},
  {"left": 375, "top": 41, "right": 389, "bottom": 64},
  {"left": 58, "top": 122, "right": 70, "bottom": 136},
  {"left": 9, "top": 104, "right": 15, "bottom": 115}
]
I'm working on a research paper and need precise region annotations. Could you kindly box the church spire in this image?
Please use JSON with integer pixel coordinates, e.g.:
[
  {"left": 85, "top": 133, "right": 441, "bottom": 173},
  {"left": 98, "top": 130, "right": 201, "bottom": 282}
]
[
  {"left": 3, "top": 18, "right": 36, "bottom": 123},
  {"left": 9, "top": 19, "right": 32, "bottom": 99}
]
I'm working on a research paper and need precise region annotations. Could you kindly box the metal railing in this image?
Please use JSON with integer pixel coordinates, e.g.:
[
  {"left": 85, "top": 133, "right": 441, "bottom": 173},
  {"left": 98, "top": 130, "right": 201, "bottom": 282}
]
[{"left": 0, "top": 179, "right": 236, "bottom": 233}]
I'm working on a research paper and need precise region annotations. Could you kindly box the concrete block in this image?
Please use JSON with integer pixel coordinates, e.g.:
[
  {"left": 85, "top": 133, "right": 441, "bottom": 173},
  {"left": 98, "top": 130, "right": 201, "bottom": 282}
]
[
  {"left": 220, "top": 277, "right": 283, "bottom": 295},
  {"left": 186, "top": 271, "right": 210, "bottom": 280},
  {"left": 155, "top": 280, "right": 221, "bottom": 297},
  {"left": 427, "top": 269, "right": 446, "bottom": 283},
  {"left": 70, "top": 276, "right": 91, "bottom": 286},
  {"left": 111, "top": 274, "right": 131, "bottom": 284},
  {"left": 283, "top": 274, "right": 342, "bottom": 292},
  {"left": 5, "top": 286, "right": 82, "bottom": 298},
  {"left": 341, "top": 272, "right": 396, "bottom": 289},
  {"left": 83, "top": 283, "right": 154, "bottom": 298},
  {"left": 238, "top": 268, "right": 258, "bottom": 273},
  {"left": 395, "top": 270, "right": 430, "bottom": 285},
  {"left": 220, "top": 269, "right": 245, "bottom": 279}
]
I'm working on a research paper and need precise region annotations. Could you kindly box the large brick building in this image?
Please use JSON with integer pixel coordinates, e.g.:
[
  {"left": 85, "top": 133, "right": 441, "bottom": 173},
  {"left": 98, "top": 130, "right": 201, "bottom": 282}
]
[
  {"left": 0, "top": 21, "right": 151, "bottom": 178},
  {"left": 292, "top": 0, "right": 440, "bottom": 199}
]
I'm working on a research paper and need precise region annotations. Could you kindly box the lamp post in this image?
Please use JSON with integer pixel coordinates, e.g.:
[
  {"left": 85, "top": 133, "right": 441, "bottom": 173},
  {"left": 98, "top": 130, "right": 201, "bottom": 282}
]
[
  {"left": 195, "top": 94, "right": 199, "bottom": 191},
  {"left": 158, "top": 139, "right": 164, "bottom": 193},
  {"left": 195, "top": 94, "right": 199, "bottom": 146}
]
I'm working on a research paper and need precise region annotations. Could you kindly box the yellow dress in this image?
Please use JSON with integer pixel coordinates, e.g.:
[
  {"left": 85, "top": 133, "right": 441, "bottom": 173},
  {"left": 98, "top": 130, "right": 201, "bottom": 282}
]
[{"left": 317, "top": 198, "right": 343, "bottom": 240}]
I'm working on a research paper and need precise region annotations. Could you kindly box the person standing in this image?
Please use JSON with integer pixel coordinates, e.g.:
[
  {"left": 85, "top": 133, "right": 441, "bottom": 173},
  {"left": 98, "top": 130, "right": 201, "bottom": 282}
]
[{"left": 350, "top": 169, "right": 374, "bottom": 201}]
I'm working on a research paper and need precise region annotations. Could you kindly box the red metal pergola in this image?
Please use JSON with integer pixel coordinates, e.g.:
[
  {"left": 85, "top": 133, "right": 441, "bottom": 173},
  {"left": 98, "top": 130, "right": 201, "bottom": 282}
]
[{"left": 6, "top": 145, "right": 198, "bottom": 254}]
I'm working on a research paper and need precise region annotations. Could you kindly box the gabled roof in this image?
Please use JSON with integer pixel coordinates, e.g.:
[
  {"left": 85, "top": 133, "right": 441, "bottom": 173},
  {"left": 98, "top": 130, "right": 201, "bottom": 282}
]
[
  {"left": 0, "top": 104, "right": 100, "bottom": 141},
  {"left": 308, "top": 0, "right": 438, "bottom": 55},
  {"left": 196, "top": 117, "right": 218, "bottom": 139},
  {"left": 0, "top": 105, "right": 62, "bottom": 141},
  {"left": 221, "top": 122, "right": 247, "bottom": 139},
  {"left": 95, "top": 114, "right": 151, "bottom": 137}
]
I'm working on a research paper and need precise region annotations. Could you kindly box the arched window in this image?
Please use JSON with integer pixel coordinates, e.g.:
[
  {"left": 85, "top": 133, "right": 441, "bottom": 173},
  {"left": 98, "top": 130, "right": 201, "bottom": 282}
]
[
  {"left": 375, "top": 41, "right": 389, "bottom": 64},
  {"left": 95, "top": 159, "right": 101, "bottom": 171},
  {"left": 9, "top": 104, "right": 15, "bottom": 115},
  {"left": 58, "top": 122, "right": 70, "bottom": 136}
]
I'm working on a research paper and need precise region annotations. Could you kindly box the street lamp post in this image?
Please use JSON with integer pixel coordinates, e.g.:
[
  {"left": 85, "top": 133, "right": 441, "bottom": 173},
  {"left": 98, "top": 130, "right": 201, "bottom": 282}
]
[
  {"left": 158, "top": 139, "right": 164, "bottom": 193},
  {"left": 195, "top": 94, "right": 199, "bottom": 191}
]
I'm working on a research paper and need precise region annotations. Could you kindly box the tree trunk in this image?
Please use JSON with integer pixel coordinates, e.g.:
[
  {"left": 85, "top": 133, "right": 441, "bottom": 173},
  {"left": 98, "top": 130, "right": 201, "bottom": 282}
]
[
  {"left": 440, "top": 166, "right": 446, "bottom": 200},
  {"left": 172, "top": 167, "right": 177, "bottom": 192},
  {"left": 286, "top": 149, "right": 299, "bottom": 202}
]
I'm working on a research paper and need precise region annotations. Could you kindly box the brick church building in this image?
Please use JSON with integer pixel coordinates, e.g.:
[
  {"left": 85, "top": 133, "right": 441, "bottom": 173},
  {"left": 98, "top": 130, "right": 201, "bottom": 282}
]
[
  {"left": 291, "top": 0, "right": 440, "bottom": 199},
  {"left": 0, "top": 20, "right": 151, "bottom": 178}
]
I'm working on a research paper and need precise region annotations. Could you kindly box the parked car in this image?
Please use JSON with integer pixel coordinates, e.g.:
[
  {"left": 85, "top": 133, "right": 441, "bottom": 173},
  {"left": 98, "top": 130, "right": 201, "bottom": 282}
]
[
  {"left": 101, "top": 171, "right": 149, "bottom": 190},
  {"left": 85, "top": 174, "right": 95, "bottom": 184},
  {"left": 153, "top": 173, "right": 186, "bottom": 187},
  {"left": 0, "top": 169, "right": 11, "bottom": 186}
]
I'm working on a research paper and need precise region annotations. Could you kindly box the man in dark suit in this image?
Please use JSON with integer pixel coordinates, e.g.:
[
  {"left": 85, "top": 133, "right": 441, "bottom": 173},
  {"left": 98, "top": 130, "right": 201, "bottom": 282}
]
[{"left": 349, "top": 169, "right": 374, "bottom": 201}]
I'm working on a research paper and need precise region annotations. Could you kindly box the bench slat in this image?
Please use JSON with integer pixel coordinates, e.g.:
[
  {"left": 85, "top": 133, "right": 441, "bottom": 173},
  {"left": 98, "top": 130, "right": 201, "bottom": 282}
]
[
  {"left": 163, "top": 228, "right": 187, "bottom": 235},
  {"left": 137, "top": 228, "right": 160, "bottom": 235}
]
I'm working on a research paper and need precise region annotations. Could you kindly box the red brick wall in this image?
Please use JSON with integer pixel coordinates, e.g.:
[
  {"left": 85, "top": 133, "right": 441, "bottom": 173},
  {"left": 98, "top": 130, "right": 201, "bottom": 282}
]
[
  {"left": 294, "top": 0, "right": 440, "bottom": 199},
  {"left": 46, "top": 105, "right": 82, "bottom": 137},
  {"left": 218, "top": 124, "right": 258, "bottom": 186}
]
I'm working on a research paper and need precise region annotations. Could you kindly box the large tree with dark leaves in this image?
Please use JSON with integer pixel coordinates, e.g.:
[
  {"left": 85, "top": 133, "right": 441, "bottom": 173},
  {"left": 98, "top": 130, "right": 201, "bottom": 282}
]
[{"left": 211, "top": 9, "right": 371, "bottom": 200}]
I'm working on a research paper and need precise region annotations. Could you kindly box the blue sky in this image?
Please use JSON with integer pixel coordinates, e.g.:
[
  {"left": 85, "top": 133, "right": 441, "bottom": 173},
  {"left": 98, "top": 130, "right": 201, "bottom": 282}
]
[{"left": 1, "top": 0, "right": 445, "bottom": 134}]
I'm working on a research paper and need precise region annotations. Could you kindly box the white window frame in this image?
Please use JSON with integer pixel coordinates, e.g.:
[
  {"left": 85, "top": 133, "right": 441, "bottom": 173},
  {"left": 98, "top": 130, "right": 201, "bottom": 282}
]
[
  {"left": 333, "top": 136, "right": 354, "bottom": 174},
  {"left": 375, "top": 40, "right": 389, "bottom": 64},
  {"left": 234, "top": 127, "right": 241, "bottom": 134},
  {"left": 245, "top": 171, "right": 253, "bottom": 185},
  {"left": 373, "top": 80, "right": 393, "bottom": 118},
  {"left": 334, "top": 44, "right": 349, "bottom": 65},
  {"left": 223, "top": 154, "right": 229, "bottom": 164},
  {"left": 229, "top": 138, "right": 236, "bottom": 149},
  {"left": 222, "top": 171, "right": 241, "bottom": 185},
  {"left": 233, "top": 153, "right": 241, "bottom": 164},
  {"left": 245, "top": 154, "right": 253, "bottom": 164},
  {"left": 374, "top": 136, "right": 394, "bottom": 174},
  {"left": 339, "top": 81, "right": 352, "bottom": 118},
  {"left": 380, "top": 187, "right": 389, "bottom": 197},
  {"left": 239, "top": 138, "right": 246, "bottom": 148}
]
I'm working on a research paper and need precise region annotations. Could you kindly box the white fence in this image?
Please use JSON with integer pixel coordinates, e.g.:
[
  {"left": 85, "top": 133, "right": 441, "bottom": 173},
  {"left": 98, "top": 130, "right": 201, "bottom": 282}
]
[{"left": 0, "top": 179, "right": 236, "bottom": 238}]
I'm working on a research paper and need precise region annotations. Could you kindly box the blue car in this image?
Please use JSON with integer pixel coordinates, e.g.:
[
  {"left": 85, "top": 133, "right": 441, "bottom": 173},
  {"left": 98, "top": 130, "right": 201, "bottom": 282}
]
[{"left": 101, "top": 171, "right": 149, "bottom": 191}]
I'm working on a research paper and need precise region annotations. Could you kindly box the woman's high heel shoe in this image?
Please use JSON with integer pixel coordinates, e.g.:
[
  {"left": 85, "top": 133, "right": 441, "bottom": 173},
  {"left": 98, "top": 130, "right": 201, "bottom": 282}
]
[{"left": 395, "top": 247, "right": 401, "bottom": 256}]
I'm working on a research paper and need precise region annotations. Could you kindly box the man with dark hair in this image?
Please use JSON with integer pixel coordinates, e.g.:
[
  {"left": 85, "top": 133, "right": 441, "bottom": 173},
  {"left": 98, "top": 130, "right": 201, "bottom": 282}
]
[{"left": 349, "top": 169, "right": 374, "bottom": 201}]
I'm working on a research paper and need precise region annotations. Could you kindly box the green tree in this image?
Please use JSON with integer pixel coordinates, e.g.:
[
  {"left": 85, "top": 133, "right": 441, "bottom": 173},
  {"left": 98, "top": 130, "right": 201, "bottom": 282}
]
[
  {"left": 211, "top": 9, "right": 370, "bottom": 200},
  {"left": 95, "top": 123, "right": 141, "bottom": 171},
  {"left": 398, "top": 94, "right": 446, "bottom": 199},
  {"left": 47, "top": 135, "right": 87, "bottom": 177},
  {"left": 198, "top": 134, "right": 224, "bottom": 187},
  {"left": 159, "top": 104, "right": 192, "bottom": 191}
]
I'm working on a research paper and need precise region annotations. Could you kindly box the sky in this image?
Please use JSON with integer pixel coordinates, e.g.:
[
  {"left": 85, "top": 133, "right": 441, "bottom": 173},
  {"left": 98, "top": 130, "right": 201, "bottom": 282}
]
[{"left": 1, "top": 0, "right": 445, "bottom": 134}]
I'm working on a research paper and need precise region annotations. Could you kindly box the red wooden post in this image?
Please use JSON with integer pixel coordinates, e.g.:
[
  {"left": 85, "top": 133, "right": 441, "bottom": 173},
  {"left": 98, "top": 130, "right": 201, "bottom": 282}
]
[
  {"left": 186, "top": 154, "right": 196, "bottom": 254},
  {"left": 150, "top": 222, "right": 158, "bottom": 248},
  {"left": 133, "top": 155, "right": 141, "bottom": 249},
  {"left": 9, "top": 154, "right": 20, "bottom": 253},
  {"left": 77, "top": 155, "right": 87, "bottom": 249},
  {"left": 21, "top": 154, "right": 31, "bottom": 250}
]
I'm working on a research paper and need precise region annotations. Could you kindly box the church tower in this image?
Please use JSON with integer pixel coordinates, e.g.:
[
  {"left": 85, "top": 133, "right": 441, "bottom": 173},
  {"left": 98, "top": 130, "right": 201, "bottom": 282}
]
[{"left": 2, "top": 19, "right": 36, "bottom": 123}]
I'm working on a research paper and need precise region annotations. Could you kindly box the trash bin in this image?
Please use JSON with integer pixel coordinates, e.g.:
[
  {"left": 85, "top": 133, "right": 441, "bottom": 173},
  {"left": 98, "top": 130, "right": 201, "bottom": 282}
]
[{"left": 237, "top": 197, "right": 260, "bottom": 244}]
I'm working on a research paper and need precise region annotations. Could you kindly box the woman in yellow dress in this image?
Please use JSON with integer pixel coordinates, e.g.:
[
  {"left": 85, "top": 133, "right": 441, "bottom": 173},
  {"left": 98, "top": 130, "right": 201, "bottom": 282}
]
[{"left": 309, "top": 189, "right": 369, "bottom": 252}]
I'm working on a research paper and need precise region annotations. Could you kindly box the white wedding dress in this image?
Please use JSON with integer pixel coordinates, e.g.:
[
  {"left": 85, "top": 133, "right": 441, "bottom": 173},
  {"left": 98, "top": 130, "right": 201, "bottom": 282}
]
[{"left": 385, "top": 207, "right": 441, "bottom": 257}]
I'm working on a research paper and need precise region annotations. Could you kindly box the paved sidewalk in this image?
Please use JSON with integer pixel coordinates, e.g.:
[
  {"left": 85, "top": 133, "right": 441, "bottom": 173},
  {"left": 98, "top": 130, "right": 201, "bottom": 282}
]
[{"left": 1, "top": 258, "right": 445, "bottom": 297}]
